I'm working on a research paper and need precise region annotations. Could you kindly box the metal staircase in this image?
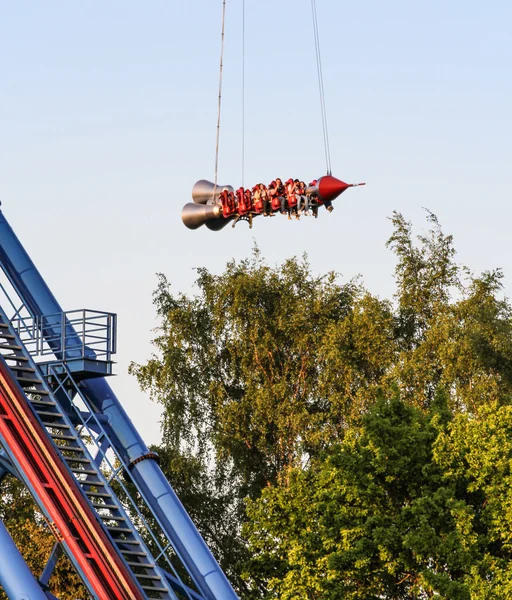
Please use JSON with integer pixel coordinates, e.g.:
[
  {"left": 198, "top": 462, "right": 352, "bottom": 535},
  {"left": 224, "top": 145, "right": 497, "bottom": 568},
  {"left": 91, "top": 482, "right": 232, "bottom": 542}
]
[{"left": 0, "top": 308, "right": 178, "bottom": 600}]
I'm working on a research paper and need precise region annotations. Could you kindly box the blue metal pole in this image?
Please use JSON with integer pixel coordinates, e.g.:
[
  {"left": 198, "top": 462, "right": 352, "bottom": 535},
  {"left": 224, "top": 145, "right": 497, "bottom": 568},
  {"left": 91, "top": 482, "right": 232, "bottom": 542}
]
[
  {"left": 0, "top": 209, "right": 238, "bottom": 600},
  {"left": 0, "top": 518, "right": 50, "bottom": 600}
]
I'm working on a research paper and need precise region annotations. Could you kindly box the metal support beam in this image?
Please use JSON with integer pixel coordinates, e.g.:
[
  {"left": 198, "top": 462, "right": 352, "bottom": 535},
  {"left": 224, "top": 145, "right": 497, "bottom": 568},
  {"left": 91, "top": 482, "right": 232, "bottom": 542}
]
[
  {"left": 0, "top": 518, "right": 50, "bottom": 600},
  {"left": 40, "top": 542, "right": 63, "bottom": 588},
  {"left": 0, "top": 448, "right": 20, "bottom": 481}
]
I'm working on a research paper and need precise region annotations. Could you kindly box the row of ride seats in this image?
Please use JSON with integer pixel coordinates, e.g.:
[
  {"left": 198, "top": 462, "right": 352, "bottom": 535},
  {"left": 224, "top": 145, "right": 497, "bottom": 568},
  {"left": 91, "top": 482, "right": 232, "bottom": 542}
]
[{"left": 219, "top": 178, "right": 319, "bottom": 218}]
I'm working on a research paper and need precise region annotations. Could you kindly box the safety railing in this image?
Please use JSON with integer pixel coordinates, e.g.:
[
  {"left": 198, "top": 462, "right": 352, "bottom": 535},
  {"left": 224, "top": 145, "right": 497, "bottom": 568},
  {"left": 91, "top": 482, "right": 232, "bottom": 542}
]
[
  {"left": 47, "top": 363, "right": 204, "bottom": 600},
  {"left": 0, "top": 280, "right": 34, "bottom": 342},
  {"left": 11, "top": 309, "right": 117, "bottom": 362}
]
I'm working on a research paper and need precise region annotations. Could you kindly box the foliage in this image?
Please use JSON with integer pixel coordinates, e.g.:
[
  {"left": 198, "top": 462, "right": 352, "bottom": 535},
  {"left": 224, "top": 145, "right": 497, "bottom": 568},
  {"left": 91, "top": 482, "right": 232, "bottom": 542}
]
[
  {"left": 2, "top": 211, "right": 512, "bottom": 599},
  {"left": 130, "top": 211, "right": 512, "bottom": 598},
  {"left": 244, "top": 394, "right": 466, "bottom": 599}
]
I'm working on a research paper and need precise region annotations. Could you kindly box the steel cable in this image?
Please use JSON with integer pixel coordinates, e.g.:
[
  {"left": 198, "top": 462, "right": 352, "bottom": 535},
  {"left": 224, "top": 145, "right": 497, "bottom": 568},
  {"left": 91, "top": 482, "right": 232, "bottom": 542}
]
[
  {"left": 214, "top": 0, "right": 227, "bottom": 196},
  {"left": 311, "top": 0, "right": 332, "bottom": 175},
  {"left": 241, "top": 0, "right": 246, "bottom": 187}
]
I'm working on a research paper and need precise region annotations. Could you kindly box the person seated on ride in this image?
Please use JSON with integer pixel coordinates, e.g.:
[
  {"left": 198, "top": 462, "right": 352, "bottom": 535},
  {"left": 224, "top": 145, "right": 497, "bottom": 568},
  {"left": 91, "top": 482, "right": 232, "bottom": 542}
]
[
  {"left": 259, "top": 183, "right": 273, "bottom": 216},
  {"left": 295, "top": 179, "right": 308, "bottom": 216},
  {"left": 244, "top": 188, "right": 254, "bottom": 212},
  {"left": 220, "top": 189, "right": 236, "bottom": 218},
  {"left": 286, "top": 178, "right": 299, "bottom": 220},
  {"left": 228, "top": 190, "right": 236, "bottom": 213},
  {"left": 236, "top": 187, "right": 249, "bottom": 215},
  {"left": 269, "top": 178, "right": 286, "bottom": 214},
  {"left": 252, "top": 185, "right": 264, "bottom": 214},
  {"left": 307, "top": 179, "right": 320, "bottom": 218}
]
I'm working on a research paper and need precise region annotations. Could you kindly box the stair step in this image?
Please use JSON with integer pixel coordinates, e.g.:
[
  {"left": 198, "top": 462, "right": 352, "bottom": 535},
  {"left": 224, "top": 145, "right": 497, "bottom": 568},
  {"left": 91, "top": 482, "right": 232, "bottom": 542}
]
[
  {"left": 91, "top": 502, "right": 118, "bottom": 511},
  {"left": 30, "top": 399, "right": 57, "bottom": 408},
  {"left": 25, "top": 389, "right": 50, "bottom": 396},
  {"left": 120, "top": 550, "right": 147, "bottom": 557},
  {"left": 65, "top": 456, "right": 91, "bottom": 464},
  {"left": 42, "top": 421, "right": 70, "bottom": 429},
  {"left": 70, "top": 468, "right": 98, "bottom": 476},
  {"left": 79, "top": 474, "right": 105, "bottom": 483},
  {"left": 0, "top": 333, "right": 16, "bottom": 340},
  {"left": 16, "top": 376, "right": 44, "bottom": 386},
  {"left": 126, "top": 560, "right": 155, "bottom": 568},
  {"left": 99, "top": 515, "right": 126, "bottom": 522},
  {"left": 0, "top": 344, "right": 22, "bottom": 351},
  {"left": 49, "top": 433, "right": 77, "bottom": 442},
  {"left": 85, "top": 490, "right": 112, "bottom": 499},
  {"left": 106, "top": 526, "right": 134, "bottom": 535},
  {"left": 34, "top": 410, "right": 64, "bottom": 419},
  {"left": 3, "top": 354, "right": 29, "bottom": 361},
  {"left": 137, "top": 574, "right": 163, "bottom": 582},
  {"left": 110, "top": 539, "right": 140, "bottom": 546},
  {"left": 11, "top": 365, "right": 36, "bottom": 373},
  {"left": 57, "top": 445, "right": 84, "bottom": 454},
  {"left": 140, "top": 585, "right": 168, "bottom": 593}
]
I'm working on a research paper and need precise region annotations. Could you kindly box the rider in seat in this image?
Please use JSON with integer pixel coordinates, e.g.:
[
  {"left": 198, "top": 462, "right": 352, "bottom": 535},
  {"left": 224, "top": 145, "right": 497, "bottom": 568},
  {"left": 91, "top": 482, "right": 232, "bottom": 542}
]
[
  {"left": 259, "top": 183, "right": 273, "bottom": 216},
  {"left": 220, "top": 189, "right": 236, "bottom": 218},
  {"left": 232, "top": 187, "right": 254, "bottom": 228},
  {"left": 296, "top": 180, "right": 308, "bottom": 216},
  {"left": 252, "top": 185, "right": 265, "bottom": 215},
  {"left": 269, "top": 178, "right": 286, "bottom": 214},
  {"left": 307, "top": 179, "right": 319, "bottom": 218},
  {"left": 286, "top": 178, "right": 299, "bottom": 220}
]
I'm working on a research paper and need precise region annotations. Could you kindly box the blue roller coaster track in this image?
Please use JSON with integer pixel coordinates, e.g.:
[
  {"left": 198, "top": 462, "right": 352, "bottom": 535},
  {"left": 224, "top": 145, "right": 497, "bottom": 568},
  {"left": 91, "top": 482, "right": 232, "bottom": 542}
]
[{"left": 0, "top": 206, "right": 239, "bottom": 600}]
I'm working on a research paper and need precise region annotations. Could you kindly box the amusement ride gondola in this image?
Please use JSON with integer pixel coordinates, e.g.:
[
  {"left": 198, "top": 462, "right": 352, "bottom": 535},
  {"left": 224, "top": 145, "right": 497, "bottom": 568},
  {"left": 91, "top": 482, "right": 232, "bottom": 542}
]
[{"left": 182, "top": 0, "right": 365, "bottom": 231}]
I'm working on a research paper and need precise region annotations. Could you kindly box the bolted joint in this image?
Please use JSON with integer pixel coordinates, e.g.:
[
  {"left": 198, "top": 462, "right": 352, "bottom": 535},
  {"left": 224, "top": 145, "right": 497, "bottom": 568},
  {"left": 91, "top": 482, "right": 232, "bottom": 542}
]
[{"left": 127, "top": 452, "right": 160, "bottom": 470}]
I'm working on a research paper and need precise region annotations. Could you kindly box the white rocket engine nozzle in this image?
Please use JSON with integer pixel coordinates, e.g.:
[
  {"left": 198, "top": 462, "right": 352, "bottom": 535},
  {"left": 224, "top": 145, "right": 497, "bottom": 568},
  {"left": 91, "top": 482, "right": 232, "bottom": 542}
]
[
  {"left": 182, "top": 202, "right": 223, "bottom": 230},
  {"left": 192, "top": 180, "right": 234, "bottom": 205}
]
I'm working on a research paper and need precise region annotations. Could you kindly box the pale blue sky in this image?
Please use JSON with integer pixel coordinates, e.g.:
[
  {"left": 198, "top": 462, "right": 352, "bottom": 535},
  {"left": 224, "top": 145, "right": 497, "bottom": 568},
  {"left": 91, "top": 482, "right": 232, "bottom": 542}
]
[{"left": 1, "top": 1, "right": 511, "bottom": 443}]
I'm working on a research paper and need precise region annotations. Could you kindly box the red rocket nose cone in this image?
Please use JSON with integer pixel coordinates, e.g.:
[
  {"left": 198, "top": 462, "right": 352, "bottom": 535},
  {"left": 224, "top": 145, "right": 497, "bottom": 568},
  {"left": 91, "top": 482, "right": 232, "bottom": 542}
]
[{"left": 317, "top": 175, "right": 351, "bottom": 202}]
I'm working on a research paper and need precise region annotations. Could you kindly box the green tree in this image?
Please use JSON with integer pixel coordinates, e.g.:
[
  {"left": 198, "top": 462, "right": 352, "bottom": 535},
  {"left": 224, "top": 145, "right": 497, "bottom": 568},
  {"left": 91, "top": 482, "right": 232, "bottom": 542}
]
[
  {"left": 385, "top": 212, "right": 512, "bottom": 411},
  {"left": 245, "top": 394, "right": 476, "bottom": 600},
  {"left": 434, "top": 403, "right": 512, "bottom": 598},
  {"left": 130, "top": 250, "right": 396, "bottom": 593},
  {"left": 129, "top": 213, "right": 512, "bottom": 597}
]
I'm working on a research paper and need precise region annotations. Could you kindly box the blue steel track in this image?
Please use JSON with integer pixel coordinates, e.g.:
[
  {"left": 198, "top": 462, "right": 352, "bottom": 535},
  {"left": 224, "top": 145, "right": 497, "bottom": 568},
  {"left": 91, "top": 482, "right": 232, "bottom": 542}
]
[{"left": 0, "top": 207, "right": 238, "bottom": 600}]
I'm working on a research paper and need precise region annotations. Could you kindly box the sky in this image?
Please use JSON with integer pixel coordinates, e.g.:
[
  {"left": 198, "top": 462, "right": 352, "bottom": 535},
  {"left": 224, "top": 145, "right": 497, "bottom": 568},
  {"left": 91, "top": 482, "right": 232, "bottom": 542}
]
[{"left": 1, "top": 1, "right": 511, "bottom": 444}]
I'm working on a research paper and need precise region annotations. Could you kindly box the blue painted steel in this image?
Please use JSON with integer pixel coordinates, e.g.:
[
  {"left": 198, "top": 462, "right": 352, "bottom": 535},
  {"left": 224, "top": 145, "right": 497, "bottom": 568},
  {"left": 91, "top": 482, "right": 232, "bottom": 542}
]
[
  {"left": 0, "top": 209, "right": 238, "bottom": 600},
  {"left": 40, "top": 544, "right": 62, "bottom": 589},
  {"left": 0, "top": 518, "right": 53, "bottom": 600},
  {"left": 12, "top": 309, "right": 116, "bottom": 365},
  {"left": 0, "top": 449, "right": 19, "bottom": 481},
  {"left": 0, "top": 464, "right": 8, "bottom": 485}
]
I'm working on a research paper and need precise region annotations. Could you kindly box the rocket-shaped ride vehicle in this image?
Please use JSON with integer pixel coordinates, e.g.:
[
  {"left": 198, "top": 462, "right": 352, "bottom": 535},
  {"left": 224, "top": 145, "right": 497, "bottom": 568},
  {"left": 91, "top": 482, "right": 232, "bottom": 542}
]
[{"left": 182, "top": 175, "right": 365, "bottom": 231}]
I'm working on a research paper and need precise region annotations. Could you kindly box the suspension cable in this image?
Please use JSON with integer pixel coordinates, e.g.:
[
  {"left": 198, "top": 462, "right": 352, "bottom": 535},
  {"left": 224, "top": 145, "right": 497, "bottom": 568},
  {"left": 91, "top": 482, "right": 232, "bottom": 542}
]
[
  {"left": 311, "top": 0, "right": 332, "bottom": 175},
  {"left": 213, "top": 0, "right": 227, "bottom": 195},
  {"left": 241, "top": 0, "right": 246, "bottom": 187}
]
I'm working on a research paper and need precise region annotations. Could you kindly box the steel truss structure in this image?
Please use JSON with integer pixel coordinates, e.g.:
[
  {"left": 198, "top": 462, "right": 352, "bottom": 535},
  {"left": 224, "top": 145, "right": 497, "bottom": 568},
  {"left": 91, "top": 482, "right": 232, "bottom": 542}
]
[{"left": 0, "top": 207, "right": 238, "bottom": 600}]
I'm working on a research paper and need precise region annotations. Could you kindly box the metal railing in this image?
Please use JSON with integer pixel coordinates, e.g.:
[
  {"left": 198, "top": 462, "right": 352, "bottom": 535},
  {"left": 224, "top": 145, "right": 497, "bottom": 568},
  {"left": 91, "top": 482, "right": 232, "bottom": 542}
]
[
  {"left": 47, "top": 363, "right": 203, "bottom": 600},
  {"left": 11, "top": 309, "right": 117, "bottom": 362}
]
